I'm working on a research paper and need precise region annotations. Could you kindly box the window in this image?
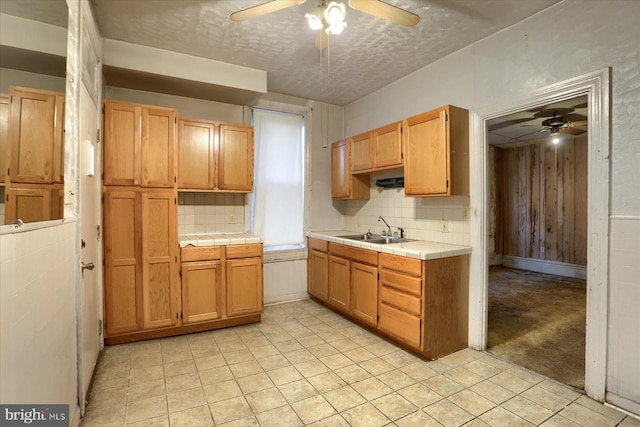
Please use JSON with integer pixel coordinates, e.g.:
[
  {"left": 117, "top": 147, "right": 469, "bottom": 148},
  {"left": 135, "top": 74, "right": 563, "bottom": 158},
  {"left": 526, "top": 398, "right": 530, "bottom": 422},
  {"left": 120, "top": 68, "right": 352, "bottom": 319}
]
[{"left": 251, "top": 108, "right": 305, "bottom": 251}]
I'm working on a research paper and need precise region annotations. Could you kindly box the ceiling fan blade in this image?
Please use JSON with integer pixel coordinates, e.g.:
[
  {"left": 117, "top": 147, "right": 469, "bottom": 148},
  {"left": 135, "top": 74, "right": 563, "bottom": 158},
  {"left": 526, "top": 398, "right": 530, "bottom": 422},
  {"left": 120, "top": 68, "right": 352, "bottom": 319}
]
[
  {"left": 349, "top": 0, "right": 420, "bottom": 27},
  {"left": 568, "top": 120, "right": 588, "bottom": 127},
  {"left": 315, "top": 31, "right": 329, "bottom": 50},
  {"left": 230, "top": 0, "right": 306, "bottom": 22},
  {"left": 561, "top": 127, "right": 585, "bottom": 136}
]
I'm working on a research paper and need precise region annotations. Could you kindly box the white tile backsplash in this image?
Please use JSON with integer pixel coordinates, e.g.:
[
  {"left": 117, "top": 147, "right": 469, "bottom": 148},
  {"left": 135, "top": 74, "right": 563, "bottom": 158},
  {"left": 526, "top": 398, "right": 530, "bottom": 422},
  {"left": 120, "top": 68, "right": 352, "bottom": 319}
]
[
  {"left": 340, "top": 171, "right": 470, "bottom": 245},
  {"left": 177, "top": 192, "right": 247, "bottom": 234}
]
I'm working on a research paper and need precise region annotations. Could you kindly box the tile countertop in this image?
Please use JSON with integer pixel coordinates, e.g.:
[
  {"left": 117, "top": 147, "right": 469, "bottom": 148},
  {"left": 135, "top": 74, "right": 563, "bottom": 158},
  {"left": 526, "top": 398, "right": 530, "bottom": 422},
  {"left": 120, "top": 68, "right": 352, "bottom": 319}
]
[
  {"left": 179, "top": 233, "right": 263, "bottom": 248},
  {"left": 307, "top": 230, "right": 471, "bottom": 261}
]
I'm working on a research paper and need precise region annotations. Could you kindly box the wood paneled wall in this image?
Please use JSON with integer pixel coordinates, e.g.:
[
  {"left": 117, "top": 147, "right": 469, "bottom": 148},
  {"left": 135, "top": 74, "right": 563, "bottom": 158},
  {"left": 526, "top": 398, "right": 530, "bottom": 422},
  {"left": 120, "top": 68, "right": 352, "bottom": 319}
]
[{"left": 493, "top": 137, "right": 587, "bottom": 265}]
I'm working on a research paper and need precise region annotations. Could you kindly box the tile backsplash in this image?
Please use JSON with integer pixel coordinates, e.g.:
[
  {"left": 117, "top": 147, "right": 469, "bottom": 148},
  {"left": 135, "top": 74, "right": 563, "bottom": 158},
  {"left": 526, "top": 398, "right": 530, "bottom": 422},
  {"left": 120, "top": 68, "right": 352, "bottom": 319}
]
[
  {"left": 338, "top": 171, "right": 471, "bottom": 245},
  {"left": 177, "top": 192, "right": 247, "bottom": 235}
]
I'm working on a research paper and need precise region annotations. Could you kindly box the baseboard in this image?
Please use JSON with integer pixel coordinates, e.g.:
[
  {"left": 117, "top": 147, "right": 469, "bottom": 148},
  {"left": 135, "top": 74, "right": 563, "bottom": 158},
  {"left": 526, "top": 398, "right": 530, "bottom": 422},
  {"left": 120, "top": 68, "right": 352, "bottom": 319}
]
[
  {"left": 606, "top": 392, "right": 640, "bottom": 419},
  {"left": 264, "top": 292, "right": 309, "bottom": 306},
  {"left": 502, "top": 255, "right": 587, "bottom": 279}
]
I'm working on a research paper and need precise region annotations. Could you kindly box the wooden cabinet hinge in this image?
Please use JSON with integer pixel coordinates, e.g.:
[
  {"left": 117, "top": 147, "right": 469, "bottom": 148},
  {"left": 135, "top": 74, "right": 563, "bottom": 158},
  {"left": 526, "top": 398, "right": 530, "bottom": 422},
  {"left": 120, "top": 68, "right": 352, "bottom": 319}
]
[
  {"left": 180, "top": 312, "right": 183, "bottom": 320},
  {"left": 445, "top": 113, "right": 448, "bottom": 122},
  {"left": 446, "top": 180, "right": 449, "bottom": 188},
  {"left": 175, "top": 255, "right": 178, "bottom": 263},
  {"left": 174, "top": 197, "right": 177, "bottom": 204}
]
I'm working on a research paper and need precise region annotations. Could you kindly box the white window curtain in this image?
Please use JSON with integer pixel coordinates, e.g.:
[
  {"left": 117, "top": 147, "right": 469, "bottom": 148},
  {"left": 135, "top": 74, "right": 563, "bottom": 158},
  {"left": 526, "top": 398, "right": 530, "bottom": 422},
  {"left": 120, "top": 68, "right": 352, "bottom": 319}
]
[{"left": 252, "top": 108, "right": 305, "bottom": 249}]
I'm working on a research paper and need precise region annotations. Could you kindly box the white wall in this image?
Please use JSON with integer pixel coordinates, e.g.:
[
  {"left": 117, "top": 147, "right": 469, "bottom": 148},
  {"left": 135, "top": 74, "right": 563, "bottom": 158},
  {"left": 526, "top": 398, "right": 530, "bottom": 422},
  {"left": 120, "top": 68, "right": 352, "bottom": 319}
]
[
  {"left": 0, "top": 67, "right": 66, "bottom": 93},
  {"left": 343, "top": 0, "right": 640, "bottom": 413}
]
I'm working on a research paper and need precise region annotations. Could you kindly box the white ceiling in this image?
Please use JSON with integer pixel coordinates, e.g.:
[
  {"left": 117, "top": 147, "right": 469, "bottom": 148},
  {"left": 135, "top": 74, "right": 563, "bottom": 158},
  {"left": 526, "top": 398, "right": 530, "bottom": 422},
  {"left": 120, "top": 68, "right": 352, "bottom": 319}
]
[{"left": 2, "top": 0, "right": 560, "bottom": 106}]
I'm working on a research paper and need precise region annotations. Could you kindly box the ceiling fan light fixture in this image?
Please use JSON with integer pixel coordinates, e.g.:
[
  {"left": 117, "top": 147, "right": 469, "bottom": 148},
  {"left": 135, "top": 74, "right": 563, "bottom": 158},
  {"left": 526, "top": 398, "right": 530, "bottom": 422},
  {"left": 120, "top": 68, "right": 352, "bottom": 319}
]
[
  {"left": 549, "top": 125, "right": 561, "bottom": 137},
  {"left": 305, "top": 6, "right": 324, "bottom": 30},
  {"left": 324, "top": 1, "right": 346, "bottom": 25},
  {"left": 552, "top": 136, "right": 560, "bottom": 144},
  {"left": 326, "top": 20, "right": 347, "bottom": 34}
]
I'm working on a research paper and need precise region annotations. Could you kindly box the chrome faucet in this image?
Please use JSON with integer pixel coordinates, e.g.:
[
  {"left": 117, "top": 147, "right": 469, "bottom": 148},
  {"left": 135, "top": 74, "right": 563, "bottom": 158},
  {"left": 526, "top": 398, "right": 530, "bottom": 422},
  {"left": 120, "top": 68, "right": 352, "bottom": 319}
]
[{"left": 378, "top": 216, "right": 392, "bottom": 236}]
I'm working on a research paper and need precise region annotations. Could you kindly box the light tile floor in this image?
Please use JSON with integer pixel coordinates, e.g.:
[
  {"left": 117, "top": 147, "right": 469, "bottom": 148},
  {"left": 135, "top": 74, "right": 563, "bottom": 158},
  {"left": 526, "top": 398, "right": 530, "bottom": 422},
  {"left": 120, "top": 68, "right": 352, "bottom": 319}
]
[{"left": 82, "top": 300, "right": 639, "bottom": 427}]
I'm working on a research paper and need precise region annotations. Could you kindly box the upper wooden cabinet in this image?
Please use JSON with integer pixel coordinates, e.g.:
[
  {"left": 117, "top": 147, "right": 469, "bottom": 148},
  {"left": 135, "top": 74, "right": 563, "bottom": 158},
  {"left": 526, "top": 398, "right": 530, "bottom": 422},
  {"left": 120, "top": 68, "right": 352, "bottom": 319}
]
[
  {"left": 351, "top": 121, "right": 404, "bottom": 174},
  {"left": 103, "top": 99, "right": 177, "bottom": 188},
  {"left": 1, "top": 95, "right": 10, "bottom": 183},
  {"left": 8, "top": 87, "right": 65, "bottom": 184},
  {"left": 404, "top": 105, "right": 469, "bottom": 197},
  {"left": 178, "top": 119, "right": 254, "bottom": 193},
  {"left": 331, "top": 139, "right": 369, "bottom": 200},
  {"left": 4, "top": 183, "right": 64, "bottom": 224}
]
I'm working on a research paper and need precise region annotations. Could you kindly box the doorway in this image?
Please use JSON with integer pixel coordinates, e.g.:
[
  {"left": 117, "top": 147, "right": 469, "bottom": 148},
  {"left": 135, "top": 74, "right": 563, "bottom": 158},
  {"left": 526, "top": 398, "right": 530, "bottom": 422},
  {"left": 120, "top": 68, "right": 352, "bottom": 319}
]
[{"left": 468, "top": 69, "right": 611, "bottom": 401}]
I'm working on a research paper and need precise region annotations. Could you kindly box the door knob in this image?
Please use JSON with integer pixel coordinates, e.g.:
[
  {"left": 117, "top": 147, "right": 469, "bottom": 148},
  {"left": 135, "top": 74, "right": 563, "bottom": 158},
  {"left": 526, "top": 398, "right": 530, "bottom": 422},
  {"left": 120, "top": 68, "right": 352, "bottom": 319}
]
[{"left": 82, "top": 262, "right": 95, "bottom": 272}]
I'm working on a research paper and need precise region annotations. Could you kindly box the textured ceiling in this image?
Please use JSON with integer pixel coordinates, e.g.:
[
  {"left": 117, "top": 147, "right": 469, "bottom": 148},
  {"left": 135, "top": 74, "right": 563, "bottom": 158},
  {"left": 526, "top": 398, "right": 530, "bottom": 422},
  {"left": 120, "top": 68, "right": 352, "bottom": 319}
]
[{"left": 1, "top": 0, "right": 561, "bottom": 106}]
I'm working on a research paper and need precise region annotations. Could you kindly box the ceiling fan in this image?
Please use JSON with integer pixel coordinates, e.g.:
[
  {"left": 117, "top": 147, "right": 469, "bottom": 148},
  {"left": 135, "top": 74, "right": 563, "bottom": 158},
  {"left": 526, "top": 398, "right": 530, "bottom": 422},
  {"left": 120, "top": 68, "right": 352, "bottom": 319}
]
[
  {"left": 540, "top": 112, "right": 588, "bottom": 136},
  {"left": 230, "top": 0, "right": 420, "bottom": 48}
]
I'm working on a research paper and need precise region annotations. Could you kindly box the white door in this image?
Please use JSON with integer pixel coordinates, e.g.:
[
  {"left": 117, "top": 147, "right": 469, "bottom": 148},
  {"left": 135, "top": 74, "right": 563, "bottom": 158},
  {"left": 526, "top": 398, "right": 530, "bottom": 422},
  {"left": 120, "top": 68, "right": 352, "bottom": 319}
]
[{"left": 78, "top": 82, "right": 101, "bottom": 411}]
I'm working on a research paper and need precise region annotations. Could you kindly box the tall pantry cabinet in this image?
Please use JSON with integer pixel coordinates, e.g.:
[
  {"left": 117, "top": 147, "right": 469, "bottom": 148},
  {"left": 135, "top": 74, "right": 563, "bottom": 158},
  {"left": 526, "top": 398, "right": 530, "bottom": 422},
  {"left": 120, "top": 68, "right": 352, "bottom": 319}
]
[{"left": 102, "top": 99, "right": 179, "bottom": 339}]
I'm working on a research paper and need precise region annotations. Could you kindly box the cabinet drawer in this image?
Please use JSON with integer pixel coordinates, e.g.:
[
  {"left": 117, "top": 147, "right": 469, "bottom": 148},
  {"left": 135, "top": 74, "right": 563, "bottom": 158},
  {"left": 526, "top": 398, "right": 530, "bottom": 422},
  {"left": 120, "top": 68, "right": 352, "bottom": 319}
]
[
  {"left": 379, "top": 270, "right": 422, "bottom": 297},
  {"left": 379, "top": 253, "right": 422, "bottom": 276},
  {"left": 379, "top": 285, "right": 421, "bottom": 316},
  {"left": 181, "top": 246, "right": 222, "bottom": 262},
  {"left": 329, "top": 243, "right": 377, "bottom": 266},
  {"left": 308, "top": 238, "right": 328, "bottom": 252},
  {"left": 378, "top": 303, "right": 421, "bottom": 348},
  {"left": 226, "top": 244, "right": 262, "bottom": 259}
]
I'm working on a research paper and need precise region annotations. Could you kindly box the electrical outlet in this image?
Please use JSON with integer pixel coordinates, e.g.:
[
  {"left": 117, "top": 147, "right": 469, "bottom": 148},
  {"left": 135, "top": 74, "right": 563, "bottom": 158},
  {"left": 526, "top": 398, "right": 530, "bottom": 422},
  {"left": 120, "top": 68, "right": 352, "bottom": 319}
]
[
  {"left": 441, "top": 221, "right": 449, "bottom": 233},
  {"left": 229, "top": 214, "right": 236, "bottom": 224},
  {"left": 463, "top": 207, "right": 470, "bottom": 220}
]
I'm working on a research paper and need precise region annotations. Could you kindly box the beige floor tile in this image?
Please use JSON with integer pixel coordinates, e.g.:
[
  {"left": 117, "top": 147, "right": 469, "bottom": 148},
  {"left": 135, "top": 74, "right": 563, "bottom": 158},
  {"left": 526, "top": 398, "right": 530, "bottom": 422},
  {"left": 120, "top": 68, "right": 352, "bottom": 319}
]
[
  {"left": 198, "top": 365, "right": 234, "bottom": 385},
  {"left": 249, "top": 343, "right": 280, "bottom": 359},
  {"left": 162, "top": 350, "right": 192, "bottom": 364},
  {"left": 194, "top": 354, "right": 226, "bottom": 371},
  {"left": 400, "top": 362, "right": 438, "bottom": 381},
  {"left": 365, "top": 341, "right": 398, "bottom": 357},
  {"left": 164, "top": 359, "right": 196, "bottom": 378},
  {"left": 308, "top": 414, "right": 351, "bottom": 427},
  {"left": 273, "top": 339, "right": 304, "bottom": 353},
  {"left": 284, "top": 348, "right": 317, "bottom": 364},
  {"left": 255, "top": 404, "right": 303, "bottom": 427},
  {"left": 507, "top": 366, "right": 545, "bottom": 385},
  {"left": 520, "top": 384, "right": 574, "bottom": 412},
  {"left": 217, "top": 341, "right": 248, "bottom": 353},
  {"left": 130, "top": 365, "right": 165, "bottom": 384},
  {"left": 360, "top": 357, "right": 396, "bottom": 376},
  {"left": 341, "top": 402, "right": 390, "bottom": 427},
  {"left": 559, "top": 402, "right": 623, "bottom": 427},
  {"left": 245, "top": 387, "right": 288, "bottom": 414},
  {"left": 81, "top": 404, "right": 126, "bottom": 426},
  {"left": 98, "top": 358, "right": 131, "bottom": 375},
  {"left": 209, "top": 396, "right": 253, "bottom": 425},
  {"left": 377, "top": 369, "right": 417, "bottom": 390},
  {"left": 131, "top": 353, "right": 163, "bottom": 369},
  {"left": 574, "top": 395, "right": 627, "bottom": 423},
  {"left": 229, "top": 360, "right": 263, "bottom": 378},
  {"left": 127, "top": 378, "right": 166, "bottom": 401},
  {"left": 291, "top": 395, "right": 337, "bottom": 424},
  {"left": 165, "top": 372, "right": 201, "bottom": 394},
  {"left": 222, "top": 349, "right": 255, "bottom": 365},
  {"left": 489, "top": 371, "right": 534, "bottom": 394},
  {"left": 477, "top": 354, "right": 513, "bottom": 372},
  {"left": 168, "top": 405, "right": 213, "bottom": 427},
  {"left": 398, "top": 383, "right": 442, "bottom": 408},
  {"left": 101, "top": 344, "right": 132, "bottom": 361},
  {"left": 323, "top": 385, "right": 367, "bottom": 412},
  {"left": 278, "top": 378, "right": 320, "bottom": 403},
  {"left": 448, "top": 389, "right": 496, "bottom": 416},
  {"left": 334, "top": 364, "right": 371, "bottom": 384},
  {"left": 289, "top": 327, "right": 315, "bottom": 340},
  {"left": 203, "top": 379, "right": 243, "bottom": 403},
  {"left": 217, "top": 415, "right": 260, "bottom": 427},
  {"left": 242, "top": 336, "right": 270, "bottom": 348},
  {"left": 190, "top": 345, "right": 221, "bottom": 359},
  {"left": 443, "top": 366, "right": 485, "bottom": 388},
  {"left": 125, "top": 395, "right": 168, "bottom": 424},
  {"left": 267, "top": 365, "right": 303, "bottom": 385},
  {"left": 320, "top": 353, "right": 354, "bottom": 370},
  {"left": 371, "top": 392, "right": 419, "bottom": 421},
  {"left": 463, "top": 419, "right": 491, "bottom": 427},
  {"left": 395, "top": 410, "right": 444, "bottom": 427},
  {"left": 463, "top": 359, "right": 503, "bottom": 379},
  {"left": 537, "top": 380, "right": 582, "bottom": 402},
  {"left": 470, "top": 380, "right": 515, "bottom": 404},
  {"left": 308, "top": 343, "right": 339, "bottom": 358},
  {"left": 258, "top": 354, "right": 291, "bottom": 371},
  {"left": 619, "top": 417, "right": 640, "bottom": 427},
  {"left": 423, "top": 399, "right": 474, "bottom": 427},
  {"left": 88, "top": 384, "right": 128, "bottom": 410},
  {"left": 124, "top": 414, "right": 169, "bottom": 426},
  {"left": 236, "top": 372, "right": 274, "bottom": 394},
  {"left": 297, "top": 335, "right": 325, "bottom": 348},
  {"left": 351, "top": 377, "right": 393, "bottom": 401},
  {"left": 343, "top": 346, "right": 377, "bottom": 363},
  {"left": 479, "top": 406, "right": 533, "bottom": 427},
  {"left": 441, "top": 348, "right": 484, "bottom": 366},
  {"left": 331, "top": 338, "right": 361, "bottom": 352},
  {"left": 167, "top": 386, "right": 207, "bottom": 413},
  {"left": 425, "top": 358, "right": 458, "bottom": 374},
  {"left": 381, "top": 350, "right": 421, "bottom": 369},
  {"left": 351, "top": 334, "right": 382, "bottom": 347},
  {"left": 539, "top": 414, "right": 582, "bottom": 426},
  {"left": 307, "top": 371, "right": 347, "bottom": 393},
  {"left": 502, "top": 395, "right": 554, "bottom": 425},
  {"left": 317, "top": 330, "right": 346, "bottom": 343},
  {"left": 294, "top": 359, "right": 330, "bottom": 378}
]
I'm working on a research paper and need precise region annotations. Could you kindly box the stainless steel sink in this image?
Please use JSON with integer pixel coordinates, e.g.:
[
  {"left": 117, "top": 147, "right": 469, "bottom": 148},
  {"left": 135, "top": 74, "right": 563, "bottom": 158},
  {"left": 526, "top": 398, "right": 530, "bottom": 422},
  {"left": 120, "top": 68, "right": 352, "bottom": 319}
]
[{"left": 337, "top": 234, "right": 414, "bottom": 244}]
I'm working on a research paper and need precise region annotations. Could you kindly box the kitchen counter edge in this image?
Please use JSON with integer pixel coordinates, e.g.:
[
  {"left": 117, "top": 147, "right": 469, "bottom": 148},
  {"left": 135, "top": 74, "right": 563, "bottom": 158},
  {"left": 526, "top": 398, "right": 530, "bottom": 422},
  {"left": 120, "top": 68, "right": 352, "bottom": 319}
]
[{"left": 179, "top": 233, "right": 263, "bottom": 248}]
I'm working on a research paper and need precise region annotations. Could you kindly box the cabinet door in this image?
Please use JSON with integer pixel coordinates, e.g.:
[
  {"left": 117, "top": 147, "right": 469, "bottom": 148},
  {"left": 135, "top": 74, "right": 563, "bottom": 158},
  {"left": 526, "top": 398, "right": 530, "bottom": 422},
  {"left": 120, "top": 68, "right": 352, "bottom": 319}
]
[
  {"left": 218, "top": 124, "right": 253, "bottom": 192},
  {"left": 103, "top": 101, "right": 141, "bottom": 186},
  {"left": 405, "top": 108, "right": 449, "bottom": 196},
  {"left": 0, "top": 95, "right": 9, "bottom": 183},
  {"left": 50, "top": 186, "right": 64, "bottom": 221},
  {"left": 178, "top": 118, "right": 215, "bottom": 190},
  {"left": 373, "top": 121, "right": 403, "bottom": 169},
  {"left": 351, "top": 132, "right": 373, "bottom": 172},
  {"left": 103, "top": 189, "right": 142, "bottom": 336},
  {"left": 328, "top": 255, "right": 350, "bottom": 312},
  {"left": 308, "top": 249, "right": 329, "bottom": 301},
  {"left": 182, "top": 261, "right": 222, "bottom": 323},
  {"left": 9, "top": 87, "right": 57, "bottom": 183},
  {"left": 52, "top": 95, "right": 65, "bottom": 183},
  {"left": 5, "top": 185, "right": 51, "bottom": 224},
  {"left": 331, "top": 140, "right": 350, "bottom": 198},
  {"left": 141, "top": 190, "right": 179, "bottom": 329},
  {"left": 351, "top": 262, "right": 378, "bottom": 326},
  {"left": 142, "top": 107, "right": 176, "bottom": 187},
  {"left": 226, "top": 257, "right": 263, "bottom": 317}
]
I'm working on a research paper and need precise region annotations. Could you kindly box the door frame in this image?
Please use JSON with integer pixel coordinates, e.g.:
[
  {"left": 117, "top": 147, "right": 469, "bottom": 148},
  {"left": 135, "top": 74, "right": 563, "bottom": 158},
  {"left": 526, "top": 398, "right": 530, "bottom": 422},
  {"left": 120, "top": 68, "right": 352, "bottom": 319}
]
[{"left": 468, "top": 68, "right": 611, "bottom": 401}]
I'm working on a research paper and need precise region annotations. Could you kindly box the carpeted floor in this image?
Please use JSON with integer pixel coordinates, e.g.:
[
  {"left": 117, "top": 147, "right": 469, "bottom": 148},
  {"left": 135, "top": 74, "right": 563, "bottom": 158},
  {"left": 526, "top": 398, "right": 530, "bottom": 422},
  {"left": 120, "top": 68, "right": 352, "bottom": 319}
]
[{"left": 487, "top": 267, "right": 586, "bottom": 390}]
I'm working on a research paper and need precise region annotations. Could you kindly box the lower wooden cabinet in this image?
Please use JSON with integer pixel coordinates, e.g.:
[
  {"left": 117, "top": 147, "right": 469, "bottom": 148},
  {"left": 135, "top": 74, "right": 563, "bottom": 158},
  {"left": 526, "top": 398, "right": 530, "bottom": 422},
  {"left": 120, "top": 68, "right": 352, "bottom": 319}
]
[
  {"left": 351, "top": 262, "right": 378, "bottom": 326},
  {"left": 4, "top": 183, "right": 64, "bottom": 224},
  {"left": 307, "top": 238, "right": 329, "bottom": 300},
  {"left": 328, "top": 254, "right": 351, "bottom": 312},
  {"left": 181, "top": 260, "right": 222, "bottom": 324},
  {"left": 226, "top": 257, "right": 263, "bottom": 317}
]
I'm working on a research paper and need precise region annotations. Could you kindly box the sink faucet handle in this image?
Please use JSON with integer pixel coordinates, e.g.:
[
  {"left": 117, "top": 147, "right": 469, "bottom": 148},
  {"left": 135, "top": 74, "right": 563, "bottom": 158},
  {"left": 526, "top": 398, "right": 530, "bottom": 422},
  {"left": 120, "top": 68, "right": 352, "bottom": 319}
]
[{"left": 398, "top": 227, "right": 405, "bottom": 238}]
